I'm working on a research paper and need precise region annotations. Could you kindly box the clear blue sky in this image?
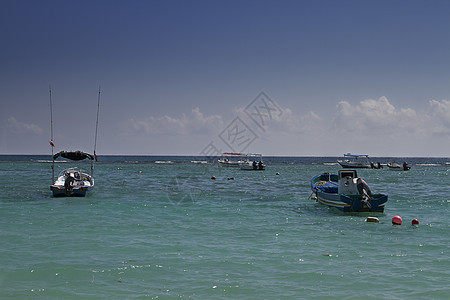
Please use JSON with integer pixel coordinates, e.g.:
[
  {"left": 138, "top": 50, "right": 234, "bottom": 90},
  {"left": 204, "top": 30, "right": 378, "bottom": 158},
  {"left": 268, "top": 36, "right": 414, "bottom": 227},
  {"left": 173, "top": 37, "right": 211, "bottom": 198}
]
[{"left": 1, "top": 0, "right": 450, "bottom": 156}]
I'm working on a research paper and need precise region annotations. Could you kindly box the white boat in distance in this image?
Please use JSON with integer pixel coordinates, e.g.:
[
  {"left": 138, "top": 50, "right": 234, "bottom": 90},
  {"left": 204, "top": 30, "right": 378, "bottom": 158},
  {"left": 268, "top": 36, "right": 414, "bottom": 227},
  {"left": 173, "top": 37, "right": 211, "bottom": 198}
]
[
  {"left": 239, "top": 153, "right": 266, "bottom": 170},
  {"left": 218, "top": 152, "right": 245, "bottom": 167},
  {"left": 337, "top": 153, "right": 371, "bottom": 168},
  {"left": 387, "top": 161, "right": 411, "bottom": 171}
]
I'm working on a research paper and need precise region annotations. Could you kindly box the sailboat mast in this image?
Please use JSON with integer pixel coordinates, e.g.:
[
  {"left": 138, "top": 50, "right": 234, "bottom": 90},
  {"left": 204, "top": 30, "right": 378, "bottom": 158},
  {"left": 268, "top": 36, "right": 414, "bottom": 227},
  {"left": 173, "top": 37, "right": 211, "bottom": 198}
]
[
  {"left": 49, "top": 85, "right": 55, "bottom": 183},
  {"left": 92, "top": 86, "right": 101, "bottom": 175}
]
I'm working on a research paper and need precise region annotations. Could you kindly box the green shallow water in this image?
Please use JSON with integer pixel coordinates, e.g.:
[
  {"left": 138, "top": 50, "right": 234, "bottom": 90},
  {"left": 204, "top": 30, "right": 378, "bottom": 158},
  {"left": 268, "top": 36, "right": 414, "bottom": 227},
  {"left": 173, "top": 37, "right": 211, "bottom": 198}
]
[{"left": 0, "top": 158, "right": 449, "bottom": 299}]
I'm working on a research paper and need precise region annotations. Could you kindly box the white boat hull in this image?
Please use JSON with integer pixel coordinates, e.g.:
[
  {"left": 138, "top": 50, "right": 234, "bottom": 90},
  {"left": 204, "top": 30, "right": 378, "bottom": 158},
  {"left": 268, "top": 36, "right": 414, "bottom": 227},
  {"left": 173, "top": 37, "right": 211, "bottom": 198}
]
[
  {"left": 239, "top": 161, "right": 265, "bottom": 170},
  {"left": 50, "top": 167, "right": 94, "bottom": 197}
]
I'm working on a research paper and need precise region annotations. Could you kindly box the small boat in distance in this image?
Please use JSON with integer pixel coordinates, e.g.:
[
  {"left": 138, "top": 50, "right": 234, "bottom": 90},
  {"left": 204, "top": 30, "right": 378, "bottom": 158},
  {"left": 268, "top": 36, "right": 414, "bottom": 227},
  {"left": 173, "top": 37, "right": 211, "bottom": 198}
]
[
  {"left": 338, "top": 153, "right": 371, "bottom": 168},
  {"left": 311, "top": 170, "right": 388, "bottom": 212},
  {"left": 50, "top": 151, "right": 95, "bottom": 197},
  {"left": 387, "top": 161, "right": 411, "bottom": 171},
  {"left": 218, "top": 152, "right": 245, "bottom": 167},
  {"left": 239, "top": 153, "right": 266, "bottom": 170}
]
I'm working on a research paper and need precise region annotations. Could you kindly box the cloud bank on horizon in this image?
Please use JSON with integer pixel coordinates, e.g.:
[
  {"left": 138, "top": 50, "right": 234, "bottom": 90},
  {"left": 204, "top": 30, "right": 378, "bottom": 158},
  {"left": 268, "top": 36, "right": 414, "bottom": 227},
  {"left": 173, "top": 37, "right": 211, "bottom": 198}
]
[
  {"left": 5, "top": 95, "right": 445, "bottom": 156},
  {"left": 114, "top": 96, "right": 450, "bottom": 156},
  {"left": 1, "top": 95, "right": 450, "bottom": 156}
]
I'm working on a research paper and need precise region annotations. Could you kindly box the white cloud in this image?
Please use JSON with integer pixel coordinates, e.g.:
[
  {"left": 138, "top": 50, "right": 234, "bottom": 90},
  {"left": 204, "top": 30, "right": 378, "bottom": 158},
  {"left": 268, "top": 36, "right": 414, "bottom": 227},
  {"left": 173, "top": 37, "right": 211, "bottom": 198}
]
[
  {"left": 270, "top": 108, "right": 323, "bottom": 136},
  {"left": 244, "top": 96, "right": 450, "bottom": 156},
  {"left": 330, "top": 96, "right": 450, "bottom": 140},
  {"left": 332, "top": 96, "right": 422, "bottom": 138},
  {"left": 234, "top": 106, "right": 323, "bottom": 135},
  {"left": 427, "top": 99, "right": 450, "bottom": 135},
  {"left": 5, "top": 117, "right": 43, "bottom": 135},
  {"left": 123, "top": 108, "right": 224, "bottom": 136},
  {"left": 115, "top": 97, "right": 450, "bottom": 156}
]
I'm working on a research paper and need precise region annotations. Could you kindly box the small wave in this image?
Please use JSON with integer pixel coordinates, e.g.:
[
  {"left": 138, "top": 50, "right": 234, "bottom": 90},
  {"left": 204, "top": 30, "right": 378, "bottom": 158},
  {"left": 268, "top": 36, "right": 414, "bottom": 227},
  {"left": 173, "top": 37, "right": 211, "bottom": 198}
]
[
  {"left": 190, "top": 161, "right": 208, "bottom": 164},
  {"left": 415, "top": 163, "right": 441, "bottom": 166},
  {"left": 323, "top": 163, "right": 339, "bottom": 166},
  {"left": 37, "top": 160, "right": 70, "bottom": 163},
  {"left": 154, "top": 161, "right": 174, "bottom": 164}
]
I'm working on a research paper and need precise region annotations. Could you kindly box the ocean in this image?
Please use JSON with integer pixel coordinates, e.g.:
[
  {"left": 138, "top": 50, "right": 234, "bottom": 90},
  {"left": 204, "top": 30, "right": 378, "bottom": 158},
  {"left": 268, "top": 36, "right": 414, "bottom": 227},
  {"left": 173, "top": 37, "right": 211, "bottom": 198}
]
[{"left": 0, "top": 155, "right": 449, "bottom": 299}]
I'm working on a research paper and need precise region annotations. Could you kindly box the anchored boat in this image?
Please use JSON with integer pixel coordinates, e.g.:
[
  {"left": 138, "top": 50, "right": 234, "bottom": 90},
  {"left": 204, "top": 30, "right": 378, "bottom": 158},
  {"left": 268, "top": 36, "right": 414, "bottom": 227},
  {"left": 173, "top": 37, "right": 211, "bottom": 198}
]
[
  {"left": 238, "top": 153, "right": 265, "bottom": 170},
  {"left": 387, "top": 161, "right": 411, "bottom": 171},
  {"left": 50, "top": 151, "right": 95, "bottom": 197},
  {"left": 310, "top": 170, "right": 388, "bottom": 212},
  {"left": 337, "top": 153, "right": 372, "bottom": 168},
  {"left": 48, "top": 86, "right": 101, "bottom": 197},
  {"left": 218, "top": 153, "right": 244, "bottom": 167}
]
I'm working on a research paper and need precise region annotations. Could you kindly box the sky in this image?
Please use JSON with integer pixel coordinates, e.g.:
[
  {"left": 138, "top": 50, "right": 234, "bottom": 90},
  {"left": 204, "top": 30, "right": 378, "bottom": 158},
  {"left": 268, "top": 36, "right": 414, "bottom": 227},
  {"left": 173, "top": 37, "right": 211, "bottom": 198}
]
[{"left": 1, "top": 0, "right": 450, "bottom": 157}]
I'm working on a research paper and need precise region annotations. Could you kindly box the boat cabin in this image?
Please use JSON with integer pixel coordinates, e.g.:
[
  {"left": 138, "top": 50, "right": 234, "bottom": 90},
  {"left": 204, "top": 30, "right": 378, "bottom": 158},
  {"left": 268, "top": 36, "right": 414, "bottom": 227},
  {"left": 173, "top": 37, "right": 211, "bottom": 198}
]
[{"left": 338, "top": 170, "right": 359, "bottom": 195}]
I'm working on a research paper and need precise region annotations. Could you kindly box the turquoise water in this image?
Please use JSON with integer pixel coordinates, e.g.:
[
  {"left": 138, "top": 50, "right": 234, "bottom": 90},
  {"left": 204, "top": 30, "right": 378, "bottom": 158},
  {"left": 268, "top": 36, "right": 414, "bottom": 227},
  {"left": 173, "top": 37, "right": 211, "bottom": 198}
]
[{"left": 1, "top": 156, "right": 449, "bottom": 299}]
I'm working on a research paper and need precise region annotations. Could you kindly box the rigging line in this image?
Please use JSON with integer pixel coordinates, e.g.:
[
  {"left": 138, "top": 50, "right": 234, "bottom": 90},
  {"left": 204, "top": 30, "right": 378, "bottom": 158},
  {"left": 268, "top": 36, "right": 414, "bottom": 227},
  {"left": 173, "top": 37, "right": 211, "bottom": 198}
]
[
  {"left": 49, "top": 85, "right": 53, "bottom": 143},
  {"left": 93, "top": 86, "right": 101, "bottom": 158},
  {"left": 49, "top": 84, "right": 55, "bottom": 183}
]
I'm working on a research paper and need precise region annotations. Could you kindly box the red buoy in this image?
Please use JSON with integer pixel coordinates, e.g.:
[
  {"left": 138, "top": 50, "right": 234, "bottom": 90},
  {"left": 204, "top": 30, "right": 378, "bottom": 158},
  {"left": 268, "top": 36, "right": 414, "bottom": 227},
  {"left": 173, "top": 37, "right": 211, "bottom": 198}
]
[{"left": 392, "top": 215, "right": 402, "bottom": 225}]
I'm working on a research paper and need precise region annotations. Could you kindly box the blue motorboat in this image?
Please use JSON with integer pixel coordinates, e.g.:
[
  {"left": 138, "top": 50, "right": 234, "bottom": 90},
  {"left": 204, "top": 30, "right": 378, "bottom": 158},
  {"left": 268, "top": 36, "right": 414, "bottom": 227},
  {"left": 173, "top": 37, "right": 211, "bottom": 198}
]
[{"left": 310, "top": 170, "right": 388, "bottom": 212}]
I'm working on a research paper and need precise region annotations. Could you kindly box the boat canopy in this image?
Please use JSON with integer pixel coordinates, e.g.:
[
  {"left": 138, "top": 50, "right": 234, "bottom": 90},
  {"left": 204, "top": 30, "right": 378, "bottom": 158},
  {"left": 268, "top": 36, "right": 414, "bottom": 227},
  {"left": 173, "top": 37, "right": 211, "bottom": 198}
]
[
  {"left": 53, "top": 151, "right": 94, "bottom": 161},
  {"left": 223, "top": 152, "right": 244, "bottom": 156},
  {"left": 343, "top": 153, "right": 369, "bottom": 158},
  {"left": 222, "top": 152, "right": 262, "bottom": 156}
]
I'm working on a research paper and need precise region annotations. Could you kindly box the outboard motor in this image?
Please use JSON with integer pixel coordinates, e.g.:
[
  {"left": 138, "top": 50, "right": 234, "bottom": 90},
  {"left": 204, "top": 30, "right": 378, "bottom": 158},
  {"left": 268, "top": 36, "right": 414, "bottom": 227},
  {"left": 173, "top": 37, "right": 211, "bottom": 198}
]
[
  {"left": 356, "top": 178, "right": 372, "bottom": 198},
  {"left": 64, "top": 175, "right": 75, "bottom": 196},
  {"left": 356, "top": 178, "right": 373, "bottom": 208}
]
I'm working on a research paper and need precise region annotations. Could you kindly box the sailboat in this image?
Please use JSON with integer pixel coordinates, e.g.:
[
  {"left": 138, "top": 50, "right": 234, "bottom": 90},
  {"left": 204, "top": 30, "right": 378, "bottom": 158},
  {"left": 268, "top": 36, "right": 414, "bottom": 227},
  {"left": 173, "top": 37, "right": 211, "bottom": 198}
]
[{"left": 49, "top": 86, "right": 101, "bottom": 197}]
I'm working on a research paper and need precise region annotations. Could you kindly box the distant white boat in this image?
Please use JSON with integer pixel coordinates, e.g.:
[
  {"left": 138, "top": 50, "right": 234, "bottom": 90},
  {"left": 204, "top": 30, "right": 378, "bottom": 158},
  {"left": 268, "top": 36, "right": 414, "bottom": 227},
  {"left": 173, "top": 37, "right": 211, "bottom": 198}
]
[
  {"left": 218, "top": 152, "right": 245, "bottom": 167},
  {"left": 337, "top": 154, "right": 371, "bottom": 168},
  {"left": 387, "top": 161, "right": 411, "bottom": 171},
  {"left": 238, "top": 153, "right": 266, "bottom": 170}
]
